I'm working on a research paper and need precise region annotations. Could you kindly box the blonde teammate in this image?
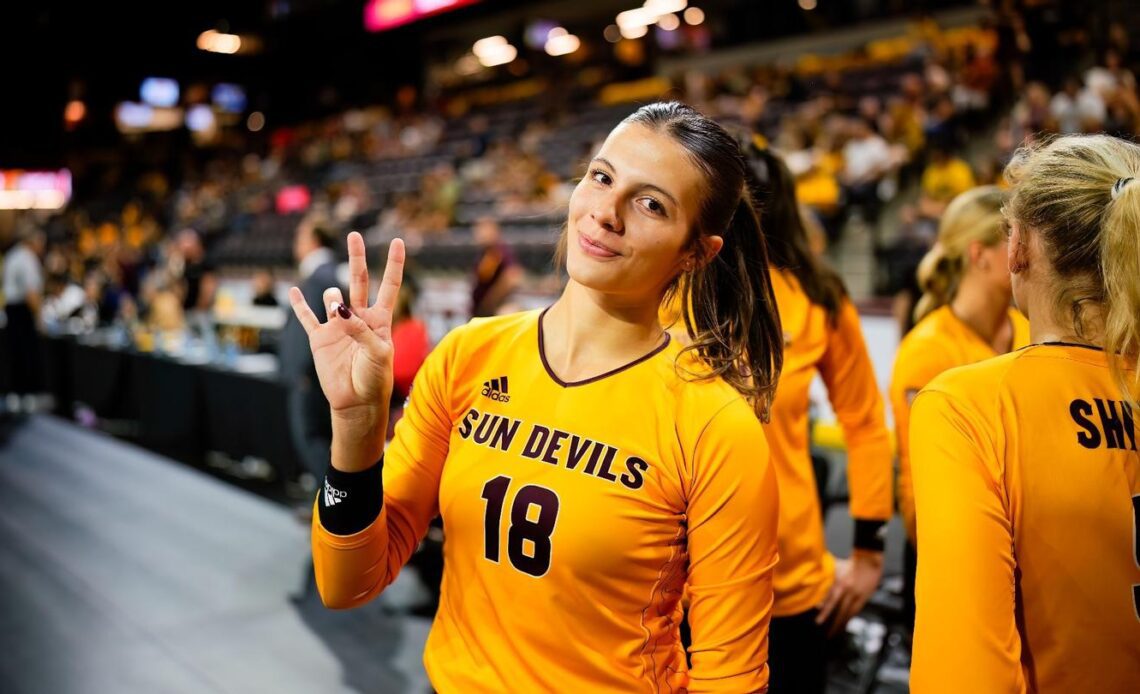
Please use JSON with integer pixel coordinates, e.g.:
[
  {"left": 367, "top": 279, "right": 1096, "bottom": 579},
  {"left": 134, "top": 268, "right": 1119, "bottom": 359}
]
[
  {"left": 745, "top": 146, "right": 893, "bottom": 693},
  {"left": 290, "top": 102, "right": 784, "bottom": 692},
  {"left": 910, "top": 134, "right": 1140, "bottom": 692},
  {"left": 892, "top": 186, "right": 1030, "bottom": 545},
  {"left": 890, "top": 185, "right": 1030, "bottom": 638}
]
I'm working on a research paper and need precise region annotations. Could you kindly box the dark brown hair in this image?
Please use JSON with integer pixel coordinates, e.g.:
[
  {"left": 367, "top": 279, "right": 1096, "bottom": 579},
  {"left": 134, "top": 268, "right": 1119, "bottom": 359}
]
[
  {"left": 744, "top": 143, "right": 847, "bottom": 323},
  {"left": 625, "top": 102, "right": 784, "bottom": 420}
]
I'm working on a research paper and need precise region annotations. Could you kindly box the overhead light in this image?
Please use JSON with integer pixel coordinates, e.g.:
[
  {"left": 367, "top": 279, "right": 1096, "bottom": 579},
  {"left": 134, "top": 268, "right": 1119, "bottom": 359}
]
[
  {"left": 620, "top": 23, "right": 649, "bottom": 39},
  {"left": 114, "top": 102, "right": 183, "bottom": 133},
  {"left": 548, "top": 27, "right": 568, "bottom": 39},
  {"left": 798, "top": 0, "right": 817, "bottom": 10},
  {"left": 603, "top": 24, "right": 622, "bottom": 43},
  {"left": 197, "top": 29, "right": 242, "bottom": 54},
  {"left": 186, "top": 105, "right": 217, "bottom": 133},
  {"left": 645, "top": 0, "right": 688, "bottom": 14},
  {"left": 657, "top": 13, "right": 680, "bottom": 31},
  {"left": 616, "top": 8, "right": 656, "bottom": 29},
  {"left": 0, "top": 190, "right": 67, "bottom": 210},
  {"left": 64, "top": 100, "right": 86, "bottom": 125},
  {"left": 247, "top": 111, "right": 265, "bottom": 132},
  {"left": 683, "top": 6, "right": 705, "bottom": 24},
  {"left": 478, "top": 44, "right": 517, "bottom": 67},
  {"left": 545, "top": 33, "right": 580, "bottom": 56},
  {"left": 140, "top": 77, "right": 180, "bottom": 108},
  {"left": 473, "top": 35, "right": 508, "bottom": 58}
]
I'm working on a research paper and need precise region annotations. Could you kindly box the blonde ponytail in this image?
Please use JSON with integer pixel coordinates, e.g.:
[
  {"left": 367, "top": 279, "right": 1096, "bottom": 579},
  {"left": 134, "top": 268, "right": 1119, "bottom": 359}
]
[
  {"left": 914, "top": 243, "right": 962, "bottom": 323},
  {"left": 912, "top": 185, "right": 1006, "bottom": 324},
  {"left": 1101, "top": 179, "right": 1140, "bottom": 404}
]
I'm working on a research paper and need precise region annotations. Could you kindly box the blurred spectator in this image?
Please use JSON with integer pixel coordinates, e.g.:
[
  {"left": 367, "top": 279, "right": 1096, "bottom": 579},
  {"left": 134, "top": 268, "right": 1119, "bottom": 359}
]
[
  {"left": 993, "top": 1, "right": 1031, "bottom": 94},
  {"left": 2, "top": 224, "right": 46, "bottom": 406},
  {"left": 419, "top": 164, "right": 460, "bottom": 232},
  {"left": 960, "top": 43, "right": 998, "bottom": 106},
  {"left": 841, "top": 117, "right": 894, "bottom": 227},
  {"left": 332, "top": 177, "right": 374, "bottom": 225},
  {"left": 470, "top": 217, "right": 522, "bottom": 318},
  {"left": 85, "top": 267, "right": 129, "bottom": 329},
  {"left": 387, "top": 275, "right": 431, "bottom": 441},
  {"left": 251, "top": 270, "right": 280, "bottom": 308},
  {"left": 876, "top": 203, "right": 934, "bottom": 337},
  {"left": 144, "top": 270, "right": 186, "bottom": 335},
  {"left": 923, "top": 94, "right": 961, "bottom": 147},
  {"left": 918, "top": 139, "right": 976, "bottom": 220},
  {"left": 278, "top": 217, "right": 343, "bottom": 488},
  {"left": 175, "top": 228, "right": 217, "bottom": 315},
  {"left": 372, "top": 194, "right": 423, "bottom": 244},
  {"left": 1049, "top": 77, "right": 1086, "bottom": 134},
  {"left": 1008, "top": 81, "right": 1058, "bottom": 144},
  {"left": 40, "top": 272, "right": 88, "bottom": 333},
  {"left": 1086, "top": 48, "right": 1136, "bottom": 99}
]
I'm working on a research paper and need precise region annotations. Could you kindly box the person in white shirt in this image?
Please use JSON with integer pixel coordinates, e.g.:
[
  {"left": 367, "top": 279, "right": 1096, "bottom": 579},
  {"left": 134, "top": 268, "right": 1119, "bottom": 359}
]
[
  {"left": 2, "top": 226, "right": 46, "bottom": 405},
  {"left": 841, "top": 117, "right": 894, "bottom": 229}
]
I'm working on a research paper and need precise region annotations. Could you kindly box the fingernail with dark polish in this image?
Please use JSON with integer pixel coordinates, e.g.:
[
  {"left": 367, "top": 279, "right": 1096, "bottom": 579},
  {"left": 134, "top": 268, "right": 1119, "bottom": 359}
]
[{"left": 336, "top": 303, "right": 352, "bottom": 319}]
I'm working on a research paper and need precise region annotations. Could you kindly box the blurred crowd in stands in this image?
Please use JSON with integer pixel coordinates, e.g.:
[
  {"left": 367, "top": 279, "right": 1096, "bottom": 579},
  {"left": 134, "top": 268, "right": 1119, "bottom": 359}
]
[{"left": 3, "top": 2, "right": 1137, "bottom": 356}]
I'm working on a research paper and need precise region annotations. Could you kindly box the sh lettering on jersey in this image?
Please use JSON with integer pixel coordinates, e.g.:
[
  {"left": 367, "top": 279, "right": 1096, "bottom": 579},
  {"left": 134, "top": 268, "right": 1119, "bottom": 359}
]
[
  {"left": 1069, "top": 398, "right": 1137, "bottom": 451},
  {"left": 457, "top": 407, "right": 649, "bottom": 491}
]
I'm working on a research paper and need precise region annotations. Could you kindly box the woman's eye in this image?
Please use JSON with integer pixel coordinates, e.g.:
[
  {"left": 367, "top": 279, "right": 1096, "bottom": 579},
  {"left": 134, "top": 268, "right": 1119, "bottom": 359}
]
[
  {"left": 590, "top": 169, "right": 611, "bottom": 185},
  {"left": 640, "top": 197, "right": 666, "bottom": 216}
]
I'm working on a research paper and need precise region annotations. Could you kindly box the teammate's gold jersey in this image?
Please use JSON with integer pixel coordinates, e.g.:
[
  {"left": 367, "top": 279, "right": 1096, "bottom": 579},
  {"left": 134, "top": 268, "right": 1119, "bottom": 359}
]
[
  {"left": 911, "top": 344, "right": 1140, "bottom": 693},
  {"left": 313, "top": 309, "right": 780, "bottom": 693},
  {"left": 890, "top": 305, "right": 1030, "bottom": 542},
  {"left": 766, "top": 269, "right": 893, "bottom": 616}
]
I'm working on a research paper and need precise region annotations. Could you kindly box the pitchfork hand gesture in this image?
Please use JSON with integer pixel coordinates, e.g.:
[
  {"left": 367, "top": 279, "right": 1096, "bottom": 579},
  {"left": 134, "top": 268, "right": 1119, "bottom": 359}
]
[{"left": 288, "top": 231, "right": 405, "bottom": 472}]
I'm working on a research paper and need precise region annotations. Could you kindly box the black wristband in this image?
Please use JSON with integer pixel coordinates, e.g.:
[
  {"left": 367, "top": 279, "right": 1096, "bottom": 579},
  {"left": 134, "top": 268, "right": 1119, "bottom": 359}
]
[
  {"left": 317, "top": 457, "right": 383, "bottom": 536},
  {"left": 853, "top": 519, "right": 887, "bottom": 552}
]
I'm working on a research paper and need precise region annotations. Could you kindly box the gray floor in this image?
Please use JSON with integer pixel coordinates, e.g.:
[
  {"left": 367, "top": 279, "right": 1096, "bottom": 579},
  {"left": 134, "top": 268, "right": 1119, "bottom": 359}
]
[
  {"left": 0, "top": 414, "right": 910, "bottom": 693},
  {"left": 0, "top": 415, "right": 431, "bottom": 694}
]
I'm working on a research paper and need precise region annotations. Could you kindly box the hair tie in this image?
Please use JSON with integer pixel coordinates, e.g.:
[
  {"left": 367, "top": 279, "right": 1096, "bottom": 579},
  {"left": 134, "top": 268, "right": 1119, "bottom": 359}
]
[{"left": 1111, "top": 177, "right": 1135, "bottom": 200}]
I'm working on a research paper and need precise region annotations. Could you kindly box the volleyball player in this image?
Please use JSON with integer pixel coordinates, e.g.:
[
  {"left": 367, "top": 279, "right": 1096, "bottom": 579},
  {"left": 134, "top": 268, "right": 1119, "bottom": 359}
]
[
  {"left": 891, "top": 187, "right": 1031, "bottom": 638},
  {"left": 744, "top": 146, "right": 893, "bottom": 694},
  {"left": 290, "top": 102, "right": 784, "bottom": 692},
  {"left": 910, "top": 134, "right": 1140, "bottom": 691},
  {"left": 893, "top": 186, "right": 1029, "bottom": 547}
]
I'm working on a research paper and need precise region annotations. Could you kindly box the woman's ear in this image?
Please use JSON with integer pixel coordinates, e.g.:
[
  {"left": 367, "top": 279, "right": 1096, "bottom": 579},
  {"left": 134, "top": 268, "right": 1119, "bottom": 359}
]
[
  {"left": 696, "top": 235, "right": 725, "bottom": 268},
  {"left": 968, "top": 239, "right": 987, "bottom": 269},
  {"left": 1008, "top": 222, "right": 1029, "bottom": 274}
]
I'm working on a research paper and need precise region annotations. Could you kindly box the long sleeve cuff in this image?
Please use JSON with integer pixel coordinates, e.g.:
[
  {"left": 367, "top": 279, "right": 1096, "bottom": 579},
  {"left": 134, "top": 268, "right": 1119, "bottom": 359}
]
[{"left": 853, "top": 518, "right": 887, "bottom": 552}]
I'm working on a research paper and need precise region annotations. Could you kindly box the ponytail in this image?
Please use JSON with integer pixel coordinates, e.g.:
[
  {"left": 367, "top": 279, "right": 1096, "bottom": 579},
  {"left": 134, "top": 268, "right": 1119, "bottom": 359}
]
[
  {"left": 679, "top": 189, "right": 784, "bottom": 421},
  {"left": 1101, "top": 181, "right": 1140, "bottom": 404},
  {"left": 912, "top": 185, "right": 1005, "bottom": 325},
  {"left": 913, "top": 243, "right": 964, "bottom": 323},
  {"left": 745, "top": 145, "right": 847, "bottom": 324}
]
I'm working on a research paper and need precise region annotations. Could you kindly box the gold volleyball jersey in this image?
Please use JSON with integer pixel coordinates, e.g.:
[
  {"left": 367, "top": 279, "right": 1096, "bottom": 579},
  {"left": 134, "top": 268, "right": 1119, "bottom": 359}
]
[
  {"left": 766, "top": 269, "right": 893, "bottom": 615},
  {"left": 911, "top": 344, "right": 1140, "bottom": 693},
  {"left": 890, "top": 305, "right": 1030, "bottom": 542},
  {"left": 313, "top": 309, "right": 780, "bottom": 693}
]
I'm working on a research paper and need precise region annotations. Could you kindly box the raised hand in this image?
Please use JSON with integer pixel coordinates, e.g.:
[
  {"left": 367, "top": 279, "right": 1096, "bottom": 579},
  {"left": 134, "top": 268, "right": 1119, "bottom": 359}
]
[{"left": 289, "top": 232, "right": 404, "bottom": 470}]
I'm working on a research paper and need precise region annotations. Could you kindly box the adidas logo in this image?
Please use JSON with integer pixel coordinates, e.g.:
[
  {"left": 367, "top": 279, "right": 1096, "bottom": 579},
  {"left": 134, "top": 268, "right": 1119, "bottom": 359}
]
[
  {"left": 324, "top": 479, "right": 347, "bottom": 506},
  {"left": 480, "top": 376, "right": 510, "bottom": 403}
]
